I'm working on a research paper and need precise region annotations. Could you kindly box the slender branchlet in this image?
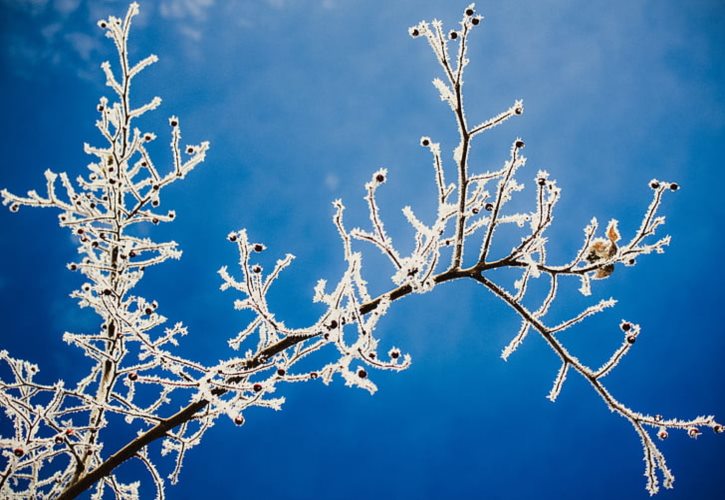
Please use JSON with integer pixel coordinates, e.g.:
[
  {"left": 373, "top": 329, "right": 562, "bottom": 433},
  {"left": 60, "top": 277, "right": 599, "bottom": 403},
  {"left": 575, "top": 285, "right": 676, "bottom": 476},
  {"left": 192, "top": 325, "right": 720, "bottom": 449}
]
[{"left": 0, "top": 2, "right": 719, "bottom": 498}]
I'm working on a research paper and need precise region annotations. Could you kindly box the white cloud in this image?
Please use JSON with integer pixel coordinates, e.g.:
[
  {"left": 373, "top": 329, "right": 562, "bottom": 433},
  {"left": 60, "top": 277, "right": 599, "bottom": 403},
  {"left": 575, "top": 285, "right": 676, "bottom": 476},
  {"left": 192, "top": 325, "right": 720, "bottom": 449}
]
[
  {"left": 53, "top": 0, "right": 79, "bottom": 15},
  {"left": 159, "top": 0, "right": 214, "bottom": 20},
  {"left": 64, "top": 31, "right": 98, "bottom": 61},
  {"left": 178, "top": 24, "right": 202, "bottom": 42},
  {"left": 324, "top": 173, "right": 340, "bottom": 191}
]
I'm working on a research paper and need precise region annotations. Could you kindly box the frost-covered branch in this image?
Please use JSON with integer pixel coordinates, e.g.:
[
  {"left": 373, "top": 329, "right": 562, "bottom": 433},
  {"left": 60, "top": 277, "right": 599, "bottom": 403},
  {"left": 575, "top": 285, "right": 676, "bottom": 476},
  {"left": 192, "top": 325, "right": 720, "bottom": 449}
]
[
  {"left": 1, "top": 2, "right": 720, "bottom": 498},
  {"left": 1, "top": 3, "right": 210, "bottom": 497}
]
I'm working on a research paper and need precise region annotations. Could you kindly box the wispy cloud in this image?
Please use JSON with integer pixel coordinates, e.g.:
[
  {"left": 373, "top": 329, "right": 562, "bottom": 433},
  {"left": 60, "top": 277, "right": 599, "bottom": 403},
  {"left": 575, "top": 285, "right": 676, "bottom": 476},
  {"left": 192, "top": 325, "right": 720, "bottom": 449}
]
[{"left": 159, "top": 0, "right": 214, "bottom": 20}]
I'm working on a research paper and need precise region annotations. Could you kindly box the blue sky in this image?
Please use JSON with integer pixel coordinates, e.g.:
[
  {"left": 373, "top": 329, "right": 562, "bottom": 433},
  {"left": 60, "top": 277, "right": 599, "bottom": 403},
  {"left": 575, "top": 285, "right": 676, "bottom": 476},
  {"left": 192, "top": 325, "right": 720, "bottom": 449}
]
[{"left": 0, "top": 0, "right": 724, "bottom": 498}]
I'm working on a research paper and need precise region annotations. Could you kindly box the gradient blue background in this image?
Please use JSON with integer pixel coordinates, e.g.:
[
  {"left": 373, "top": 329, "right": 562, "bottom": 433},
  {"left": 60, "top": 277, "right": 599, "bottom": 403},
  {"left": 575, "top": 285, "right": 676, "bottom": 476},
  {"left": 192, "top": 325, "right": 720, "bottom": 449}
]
[{"left": 1, "top": 1, "right": 724, "bottom": 498}]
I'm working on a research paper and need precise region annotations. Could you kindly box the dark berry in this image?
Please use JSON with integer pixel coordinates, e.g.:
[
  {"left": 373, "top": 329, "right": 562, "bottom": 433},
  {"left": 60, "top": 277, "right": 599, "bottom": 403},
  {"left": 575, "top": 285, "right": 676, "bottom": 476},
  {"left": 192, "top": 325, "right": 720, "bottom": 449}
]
[
  {"left": 152, "top": 200, "right": 159, "bottom": 207},
  {"left": 152, "top": 218, "right": 159, "bottom": 224},
  {"left": 514, "top": 107, "right": 523, "bottom": 115},
  {"left": 99, "top": 21, "right": 107, "bottom": 29},
  {"left": 626, "top": 335, "right": 636, "bottom": 344},
  {"left": 714, "top": 425, "right": 724, "bottom": 434},
  {"left": 228, "top": 233, "right": 237, "bottom": 242},
  {"left": 390, "top": 350, "right": 400, "bottom": 359},
  {"left": 310, "top": 372, "right": 318, "bottom": 379},
  {"left": 55, "top": 435, "right": 64, "bottom": 445},
  {"left": 449, "top": 31, "right": 458, "bottom": 40},
  {"left": 329, "top": 320, "right": 338, "bottom": 329},
  {"left": 253, "top": 383, "right": 263, "bottom": 392},
  {"left": 97, "top": 104, "right": 104, "bottom": 112},
  {"left": 252, "top": 265, "right": 261, "bottom": 273},
  {"left": 128, "top": 372, "right": 138, "bottom": 381},
  {"left": 465, "top": 8, "right": 474, "bottom": 16},
  {"left": 669, "top": 183, "right": 679, "bottom": 191},
  {"left": 537, "top": 178, "right": 546, "bottom": 186},
  {"left": 13, "top": 448, "right": 24, "bottom": 458},
  {"left": 186, "top": 147, "right": 194, "bottom": 154},
  {"left": 369, "top": 352, "right": 376, "bottom": 359},
  {"left": 277, "top": 368, "right": 286, "bottom": 376},
  {"left": 358, "top": 369, "right": 367, "bottom": 379},
  {"left": 471, "top": 17, "right": 480, "bottom": 25},
  {"left": 152, "top": 184, "right": 159, "bottom": 191},
  {"left": 411, "top": 28, "right": 420, "bottom": 37},
  {"left": 515, "top": 139, "right": 525, "bottom": 149},
  {"left": 103, "top": 289, "right": 112, "bottom": 296},
  {"left": 234, "top": 416, "right": 244, "bottom": 426},
  {"left": 621, "top": 322, "right": 631, "bottom": 332},
  {"left": 69, "top": 264, "right": 77, "bottom": 271},
  {"left": 144, "top": 134, "right": 152, "bottom": 142},
  {"left": 484, "top": 203, "right": 494, "bottom": 211},
  {"left": 253, "top": 244, "right": 264, "bottom": 252},
  {"left": 376, "top": 173, "right": 385, "bottom": 183},
  {"left": 170, "top": 119, "right": 178, "bottom": 127},
  {"left": 77, "top": 228, "right": 84, "bottom": 235},
  {"left": 472, "top": 208, "right": 479, "bottom": 215},
  {"left": 129, "top": 250, "right": 136, "bottom": 258},
  {"left": 145, "top": 307, "right": 153, "bottom": 315},
  {"left": 649, "top": 180, "right": 660, "bottom": 189}
]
